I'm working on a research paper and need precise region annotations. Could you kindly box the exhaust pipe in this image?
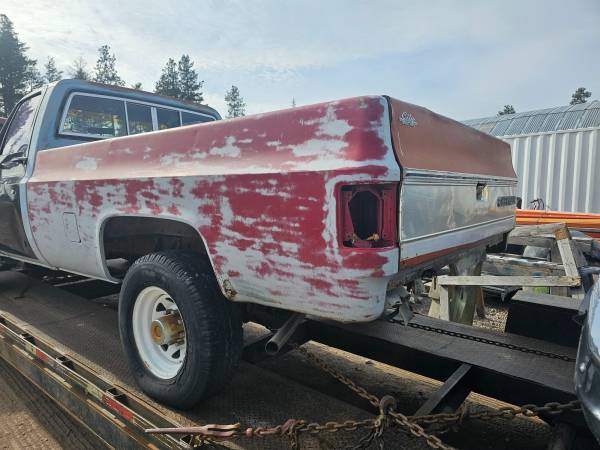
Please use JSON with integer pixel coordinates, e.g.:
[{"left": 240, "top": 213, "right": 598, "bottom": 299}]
[{"left": 265, "top": 313, "right": 305, "bottom": 355}]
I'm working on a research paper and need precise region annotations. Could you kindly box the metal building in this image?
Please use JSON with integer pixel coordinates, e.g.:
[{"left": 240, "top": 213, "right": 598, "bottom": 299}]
[{"left": 463, "top": 100, "right": 600, "bottom": 213}]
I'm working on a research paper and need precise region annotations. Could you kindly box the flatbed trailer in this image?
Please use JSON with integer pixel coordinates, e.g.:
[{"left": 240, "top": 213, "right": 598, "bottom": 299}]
[{"left": 0, "top": 268, "right": 594, "bottom": 449}]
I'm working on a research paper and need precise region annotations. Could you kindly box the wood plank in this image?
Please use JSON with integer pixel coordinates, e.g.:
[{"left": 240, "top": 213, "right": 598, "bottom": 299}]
[
  {"left": 508, "top": 234, "right": 592, "bottom": 254},
  {"left": 554, "top": 226, "right": 580, "bottom": 277},
  {"left": 437, "top": 275, "right": 580, "bottom": 287},
  {"left": 511, "top": 223, "right": 566, "bottom": 235},
  {"left": 439, "top": 286, "right": 450, "bottom": 321},
  {"left": 483, "top": 254, "right": 565, "bottom": 277},
  {"left": 554, "top": 225, "right": 587, "bottom": 300}
]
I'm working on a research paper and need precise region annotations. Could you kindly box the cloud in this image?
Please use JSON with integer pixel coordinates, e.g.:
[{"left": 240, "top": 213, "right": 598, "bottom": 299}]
[{"left": 2, "top": 0, "right": 599, "bottom": 118}]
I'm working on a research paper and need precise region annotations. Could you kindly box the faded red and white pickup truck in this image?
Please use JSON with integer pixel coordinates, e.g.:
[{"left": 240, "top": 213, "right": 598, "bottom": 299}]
[{"left": 0, "top": 80, "right": 517, "bottom": 407}]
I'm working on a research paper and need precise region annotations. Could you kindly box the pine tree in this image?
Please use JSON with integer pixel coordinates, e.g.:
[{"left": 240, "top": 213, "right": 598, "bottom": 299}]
[
  {"left": 0, "top": 14, "right": 37, "bottom": 115},
  {"left": 570, "top": 87, "right": 592, "bottom": 105},
  {"left": 291, "top": 98, "right": 296, "bottom": 107},
  {"left": 24, "top": 63, "right": 44, "bottom": 91},
  {"left": 93, "top": 45, "right": 125, "bottom": 86},
  {"left": 155, "top": 58, "right": 180, "bottom": 98},
  {"left": 44, "top": 57, "right": 63, "bottom": 83},
  {"left": 498, "top": 105, "right": 516, "bottom": 116},
  {"left": 224, "top": 85, "right": 246, "bottom": 118},
  {"left": 178, "top": 54, "right": 203, "bottom": 103},
  {"left": 69, "top": 56, "right": 90, "bottom": 80},
  {"left": 131, "top": 82, "right": 143, "bottom": 90}
]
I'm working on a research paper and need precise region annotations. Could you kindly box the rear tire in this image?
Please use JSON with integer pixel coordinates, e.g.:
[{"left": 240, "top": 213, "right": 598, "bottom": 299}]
[{"left": 118, "top": 251, "right": 242, "bottom": 409}]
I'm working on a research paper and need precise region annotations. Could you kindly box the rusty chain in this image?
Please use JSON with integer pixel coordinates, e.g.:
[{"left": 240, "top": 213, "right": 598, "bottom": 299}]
[
  {"left": 295, "top": 346, "right": 454, "bottom": 449},
  {"left": 147, "top": 345, "right": 581, "bottom": 450}
]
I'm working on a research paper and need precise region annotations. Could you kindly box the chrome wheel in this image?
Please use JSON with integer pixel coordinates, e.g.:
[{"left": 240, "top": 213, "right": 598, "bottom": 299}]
[{"left": 132, "top": 286, "right": 186, "bottom": 379}]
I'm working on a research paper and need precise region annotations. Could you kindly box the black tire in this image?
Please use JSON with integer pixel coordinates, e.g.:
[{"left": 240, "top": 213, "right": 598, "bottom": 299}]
[{"left": 118, "top": 250, "right": 242, "bottom": 409}]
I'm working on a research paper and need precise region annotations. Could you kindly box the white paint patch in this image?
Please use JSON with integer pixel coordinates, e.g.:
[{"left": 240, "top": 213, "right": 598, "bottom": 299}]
[
  {"left": 75, "top": 157, "right": 99, "bottom": 172},
  {"left": 317, "top": 105, "right": 353, "bottom": 137},
  {"left": 209, "top": 136, "right": 241, "bottom": 158},
  {"left": 289, "top": 138, "right": 347, "bottom": 158},
  {"left": 160, "top": 154, "right": 182, "bottom": 166}
]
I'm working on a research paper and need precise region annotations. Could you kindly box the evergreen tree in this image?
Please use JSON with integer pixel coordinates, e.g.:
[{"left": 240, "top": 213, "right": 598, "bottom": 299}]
[
  {"left": 570, "top": 87, "right": 592, "bottom": 105},
  {"left": 224, "top": 85, "right": 246, "bottom": 118},
  {"left": 93, "top": 45, "right": 125, "bottom": 86},
  {"left": 131, "top": 82, "right": 143, "bottom": 90},
  {"left": 498, "top": 105, "right": 516, "bottom": 116},
  {"left": 155, "top": 58, "right": 180, "bottom": 98},
  {"left": 291, "top": 98, "right": 296, "bottom": 107},
  {"left": 24, "top": 63, "right": 44, "bottom": 91},
  {"left": 177, "top": 54, "right": 203, "bottom": 103},
  {"left": 69, "top": 56, "right": 90, "bottom": 80},
  {"left": 44, "top": 57, "right": 63, "bottom": 83},
  {"left": 0, "top": 14, "right": 37, "bottom": 115}
]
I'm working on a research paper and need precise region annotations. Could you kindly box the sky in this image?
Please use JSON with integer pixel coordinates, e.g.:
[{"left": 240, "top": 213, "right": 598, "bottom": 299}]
[{"left": 2, "top": 0, "right": 599, "bottom": 120}]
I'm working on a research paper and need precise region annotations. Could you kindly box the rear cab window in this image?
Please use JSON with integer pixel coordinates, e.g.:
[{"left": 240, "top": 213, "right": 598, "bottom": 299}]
[{"left": 59, "top": 92, "right": 216, "bottom": 140}]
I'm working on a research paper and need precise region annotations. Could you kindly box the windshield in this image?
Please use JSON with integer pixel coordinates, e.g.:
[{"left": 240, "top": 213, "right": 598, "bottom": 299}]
[{"left": 0, "top": 94, "right": 41, "bottom": 157}]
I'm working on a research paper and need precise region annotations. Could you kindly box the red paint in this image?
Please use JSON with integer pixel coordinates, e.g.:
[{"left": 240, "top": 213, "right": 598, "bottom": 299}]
[
  {"left": 102, "top": 394, "right": 135, "bottom": 422},
  {"left": 28, "top": 95, "right": 502, "bottom": 322},
  {"left": 35, "top": 349, "right": 49, "bottom": 363}
]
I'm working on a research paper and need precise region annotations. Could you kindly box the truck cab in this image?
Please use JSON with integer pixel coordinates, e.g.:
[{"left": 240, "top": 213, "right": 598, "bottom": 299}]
[{"left": 0, "top": 80, "right": 220, "bottom": 262}]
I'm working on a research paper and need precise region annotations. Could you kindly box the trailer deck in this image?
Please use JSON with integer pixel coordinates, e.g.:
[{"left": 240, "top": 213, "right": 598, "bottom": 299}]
[{"left": 0, "top": 268, "right": 593, "bottom": 449}]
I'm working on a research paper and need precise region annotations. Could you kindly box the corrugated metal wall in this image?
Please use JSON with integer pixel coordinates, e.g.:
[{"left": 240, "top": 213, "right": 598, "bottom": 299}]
[{"left": 506, "top": 127, "right": 600, "bottom": 213}]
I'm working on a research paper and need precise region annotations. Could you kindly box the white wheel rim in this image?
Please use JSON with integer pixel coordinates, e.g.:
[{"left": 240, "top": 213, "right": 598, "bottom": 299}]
[{"left": 132, "top": 286, "right": 187, "bottom": 379}]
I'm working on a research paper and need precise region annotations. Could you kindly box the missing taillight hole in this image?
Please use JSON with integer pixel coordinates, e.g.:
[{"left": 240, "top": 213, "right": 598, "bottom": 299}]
[
  {"left": 341, "top": 184, "right": 397, "bottom": 249},
  {"left": 349, "top": 191, "right": 379, "bottom": 240}
]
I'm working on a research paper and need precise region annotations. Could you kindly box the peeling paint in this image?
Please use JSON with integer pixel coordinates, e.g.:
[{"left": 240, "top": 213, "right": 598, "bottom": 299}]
[
  {"left": 27, "top": 96, "right": 398, "bottom": 322},
  {"left": 24, "top": 95, "right": 513, "bottom": 323}
]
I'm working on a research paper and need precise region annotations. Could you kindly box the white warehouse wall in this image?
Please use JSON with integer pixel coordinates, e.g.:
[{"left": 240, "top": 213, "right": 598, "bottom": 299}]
[{"left": 506, "top": 127, "right": 600, "bottom": 213}]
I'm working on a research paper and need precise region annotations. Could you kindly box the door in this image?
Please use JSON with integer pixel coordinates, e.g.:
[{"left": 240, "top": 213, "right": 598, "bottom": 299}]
[{"left": 0, "top": 93, "right": 41, "bottom": 258}]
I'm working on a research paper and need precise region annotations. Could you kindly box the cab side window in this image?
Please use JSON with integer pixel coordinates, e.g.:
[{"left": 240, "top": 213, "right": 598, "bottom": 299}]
[
  {"left": 157, "top": 107, "right": 181, "bottom": 130},
  {"left": 62, "top": 95, "right": 127, "bottom": 138},
  {"left": 182, "top": 111, "right": 213, "bottom": 126},
  {"left": 0, "top": 94, "right": 41, "bottom": 157},
  {"left": 127, "top": 103, "right": 153, "bottom": 135},
  {"left": 58, "top": 93, "right": 216, "bottom": 141}
]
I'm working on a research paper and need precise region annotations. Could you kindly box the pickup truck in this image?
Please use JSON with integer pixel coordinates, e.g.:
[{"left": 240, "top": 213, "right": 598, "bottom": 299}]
[{"left": 0, "top": 79, "right": 517, "bottom": 408}]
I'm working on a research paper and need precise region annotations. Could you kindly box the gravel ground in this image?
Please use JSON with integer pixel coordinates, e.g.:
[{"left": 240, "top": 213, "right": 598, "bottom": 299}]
[
  {"left": 473, "top": 295, "right": 509, "bottom": 332},
  {"left": 414, "top": 290, "right": 510, "bottom": 332}
]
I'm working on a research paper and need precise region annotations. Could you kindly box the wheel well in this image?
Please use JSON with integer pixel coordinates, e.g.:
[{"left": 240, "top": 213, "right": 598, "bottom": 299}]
[{"left": 102, "top": 216, "right": 208, "bottom": 278}]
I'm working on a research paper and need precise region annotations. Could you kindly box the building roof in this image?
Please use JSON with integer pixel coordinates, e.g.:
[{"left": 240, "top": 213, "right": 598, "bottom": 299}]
[{"left": 462, "top": 100, "right": 600, "bottom": 137}]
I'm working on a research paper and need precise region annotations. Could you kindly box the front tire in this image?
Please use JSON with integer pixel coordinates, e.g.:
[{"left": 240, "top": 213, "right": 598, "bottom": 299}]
[{"left": 118, "top": 251, "right": 242, "bottom": 409}]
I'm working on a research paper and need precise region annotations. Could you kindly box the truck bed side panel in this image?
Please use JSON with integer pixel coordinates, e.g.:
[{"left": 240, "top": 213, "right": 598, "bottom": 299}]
[{"left": 27, "top": 96, "right": 400, "bottom": 322}]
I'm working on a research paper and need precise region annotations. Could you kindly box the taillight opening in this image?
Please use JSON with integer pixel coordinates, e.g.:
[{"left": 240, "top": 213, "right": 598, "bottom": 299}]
[{"left": 340, "top": 184, "right": 397, "bottom": 248}]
